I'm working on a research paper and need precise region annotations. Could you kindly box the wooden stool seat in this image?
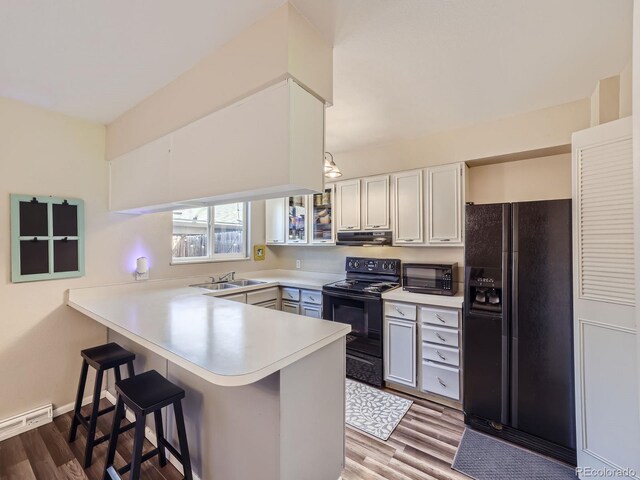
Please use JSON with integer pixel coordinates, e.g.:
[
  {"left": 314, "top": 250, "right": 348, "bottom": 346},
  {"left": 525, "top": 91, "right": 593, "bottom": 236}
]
[
  {"left": 81, "top": 343, "right": 135, "bottom": 370},
  {"left": 103, "top": 370, "right": 193, "bottom": 480},
  {"left": 68, "top": 342, "right": 136, "bottom": 468}
]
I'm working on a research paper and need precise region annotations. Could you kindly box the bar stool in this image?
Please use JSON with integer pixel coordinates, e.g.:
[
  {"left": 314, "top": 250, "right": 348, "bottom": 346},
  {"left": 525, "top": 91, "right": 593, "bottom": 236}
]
[
  {"left": 68, "top": 342, "right": 136, "bottom": 468},
  {"left": 103, "top": 370, "right": 193, "bottom": 480}
]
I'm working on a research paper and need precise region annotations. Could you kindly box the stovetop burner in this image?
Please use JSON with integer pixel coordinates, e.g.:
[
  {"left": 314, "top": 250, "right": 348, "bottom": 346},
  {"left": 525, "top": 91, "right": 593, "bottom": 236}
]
[{"left": 324, "top": 278, "right": 400, "bottom": 296}]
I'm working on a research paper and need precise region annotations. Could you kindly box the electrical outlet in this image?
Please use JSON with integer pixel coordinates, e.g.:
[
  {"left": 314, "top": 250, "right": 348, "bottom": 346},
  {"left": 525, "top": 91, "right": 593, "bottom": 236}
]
[{"left": 296, "top": 259, "right": 301, "bottom": 269}]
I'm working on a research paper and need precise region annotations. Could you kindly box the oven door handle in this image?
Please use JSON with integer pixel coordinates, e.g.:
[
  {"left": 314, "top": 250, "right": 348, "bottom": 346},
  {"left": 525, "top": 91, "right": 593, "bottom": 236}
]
[{"left": 322, "top": 290, "right": 380, "bottom": 303}]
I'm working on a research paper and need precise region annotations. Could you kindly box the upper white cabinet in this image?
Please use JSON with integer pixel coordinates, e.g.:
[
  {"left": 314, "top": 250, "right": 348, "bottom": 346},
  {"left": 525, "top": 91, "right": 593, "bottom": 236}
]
[
  {"left": 426, "top": 163, "right": 466, "bottom": 245},
  {"left": 265, "top": 198, "right": 286, "bottom": 245},
  {"left": 110, "top": 79, "right": 325, "bottom": 214},
  {"left": 287, "top": 195, "right": 309, "bottom": 244},
  {"left": 362, "top": 175, "right": 390, "bottom": 230},
  {"left": 311, "top": 186, "right": 335, "bottom": 245},
  {"left": 392, "top": 170, "right": 423, "bottom": 244},
  {"left": 335, "top": 179, "right": 361, "bottom": 231}
]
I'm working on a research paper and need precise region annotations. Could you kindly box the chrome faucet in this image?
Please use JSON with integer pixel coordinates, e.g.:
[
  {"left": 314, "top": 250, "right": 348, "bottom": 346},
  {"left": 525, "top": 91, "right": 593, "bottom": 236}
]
[{"left": 218, "top": 271, "right": 236, "bottom": 282}]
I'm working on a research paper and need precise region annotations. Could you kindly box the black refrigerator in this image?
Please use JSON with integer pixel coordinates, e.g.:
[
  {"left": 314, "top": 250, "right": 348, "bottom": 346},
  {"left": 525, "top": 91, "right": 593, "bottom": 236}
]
[{"left": 463, "top": 200, "right": 576, "bottom": 465}]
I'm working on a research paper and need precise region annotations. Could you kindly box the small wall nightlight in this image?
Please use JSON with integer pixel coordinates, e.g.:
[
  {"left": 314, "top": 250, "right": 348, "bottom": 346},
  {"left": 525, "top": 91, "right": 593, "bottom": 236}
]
[{"left": 135, "top": 257, "right": 149, "bottom": 281}]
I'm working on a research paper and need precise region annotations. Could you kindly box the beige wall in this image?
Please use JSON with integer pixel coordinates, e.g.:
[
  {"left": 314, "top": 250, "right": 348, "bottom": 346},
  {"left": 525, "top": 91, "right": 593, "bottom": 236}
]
[
  {"left": 0, "top": 97, "right": 276, "bottom": 420},
  {"left": 333, "top": 99, "right": 590, "bottom": 179},
  {"left": 620, "top": 61, "right": 633, "bottom": 117},
  {"left": 468, "top": 153, "right": 572, "bottom": 204},
  {"left": 106, "top": 3, "right": 332, "bottom": 160}
]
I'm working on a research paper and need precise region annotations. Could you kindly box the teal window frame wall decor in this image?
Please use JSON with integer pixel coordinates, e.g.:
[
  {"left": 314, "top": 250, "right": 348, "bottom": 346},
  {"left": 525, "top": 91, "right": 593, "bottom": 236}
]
[{"left": 10, "top": 194, "right": 85, "bottom": 283}]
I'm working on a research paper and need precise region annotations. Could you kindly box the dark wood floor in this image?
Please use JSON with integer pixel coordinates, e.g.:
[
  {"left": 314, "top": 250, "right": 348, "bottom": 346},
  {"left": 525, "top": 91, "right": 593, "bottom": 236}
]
[{"left": 0, "top": 392, "right": 468, "bottom": 480}]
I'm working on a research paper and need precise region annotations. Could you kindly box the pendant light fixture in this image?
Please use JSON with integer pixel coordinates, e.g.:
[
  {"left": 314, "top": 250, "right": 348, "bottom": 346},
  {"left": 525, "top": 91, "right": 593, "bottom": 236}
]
[{"left": 324, "top": 152, "right": 342, "bottom": 178}]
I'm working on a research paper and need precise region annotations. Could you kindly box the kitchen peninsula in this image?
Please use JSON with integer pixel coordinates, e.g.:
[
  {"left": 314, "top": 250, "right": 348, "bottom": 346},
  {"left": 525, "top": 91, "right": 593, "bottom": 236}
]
[{"left": 67, "top": 273, "right": 349, "bottom": 480}]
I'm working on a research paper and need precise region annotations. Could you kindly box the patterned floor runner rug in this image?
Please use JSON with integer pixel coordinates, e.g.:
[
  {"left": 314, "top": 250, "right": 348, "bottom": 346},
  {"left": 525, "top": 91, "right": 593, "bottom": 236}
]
[{"left": 345, "top": 379, "right": 413, "bottom": 441}]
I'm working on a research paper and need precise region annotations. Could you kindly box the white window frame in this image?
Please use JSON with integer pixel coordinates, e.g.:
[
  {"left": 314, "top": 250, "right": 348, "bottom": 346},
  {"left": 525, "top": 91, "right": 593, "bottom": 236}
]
[{"left": 171, "top": 202, "right": 250, "bottom": 265}]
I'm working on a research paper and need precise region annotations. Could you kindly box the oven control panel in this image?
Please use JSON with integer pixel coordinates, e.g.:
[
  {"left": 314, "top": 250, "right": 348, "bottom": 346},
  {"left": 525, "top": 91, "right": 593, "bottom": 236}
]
[{"left": 346, "top": 257, "right": 401, "bottom": 274}]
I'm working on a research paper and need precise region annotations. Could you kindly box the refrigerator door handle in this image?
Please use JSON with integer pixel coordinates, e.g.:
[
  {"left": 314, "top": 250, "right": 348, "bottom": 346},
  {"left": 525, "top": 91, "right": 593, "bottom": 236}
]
[
  {"left": 501, "top": 251, "right": 510, "bottom": 425},
  {"left": 510, "top": 202, "right": 519, "bottom": 429}
]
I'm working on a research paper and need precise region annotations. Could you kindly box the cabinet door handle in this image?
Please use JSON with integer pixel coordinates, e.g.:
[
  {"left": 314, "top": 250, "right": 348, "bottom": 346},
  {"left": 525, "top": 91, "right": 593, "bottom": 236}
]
[
  {"left": 372, "top": 225, "right": 381, "bottom": 228},
  {"left": 395, "top": 307, "right": 405, "bottom": 317},
  {"left": 436, "top": 350, "right": 446, "bottom": 361},
  {"left": 435, "top": 314, "right": 446, "bottom": 323},
  {"left": 436, "top": 332, "right": 446, "bottom": 342},
  {"left": 436, "top": 376, "right": 447, "bottom": 388},
  {"left": 441, "top": 239, "right": 451, "bottom": 242},
  {"left": 346, "top": 226, "right": 355, "bottom": 229},
  {"left": 404, "top": 239, "right": 414, "bottom": 242}
]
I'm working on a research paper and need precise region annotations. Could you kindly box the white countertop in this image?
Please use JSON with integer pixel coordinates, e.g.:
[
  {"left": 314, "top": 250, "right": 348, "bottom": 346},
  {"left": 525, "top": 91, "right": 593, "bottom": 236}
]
[
  {"left": 67, "top": 270, "right": 349, "bottom": 387},
  {"left": 382, "top": 288, "right": 464, "bottom": 308}
]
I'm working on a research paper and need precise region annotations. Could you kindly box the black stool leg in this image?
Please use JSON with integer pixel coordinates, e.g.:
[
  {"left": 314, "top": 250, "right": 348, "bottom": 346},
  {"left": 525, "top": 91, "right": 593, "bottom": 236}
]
[
  {"left": 68, "top": 360, "right": 89, "bottom": 442},
  {"left": 174, "top": 400, "right": 193, "bottom": 480},
  {"left": 103, "top": 395, "right": 125, "bottom": 480},
  {"left": 153, "top": 410, "right": 167, "bottom": 467},
  {"left": 130, "top": 412, "right": 146, "bottom": 480},
  {"left": 83, "top": 368, "right": 104, "bottom": 468},
  {"left": 126, "top": 360, "right": 135, "bottom": 378},
  {"left": 114, "top": 365, "right": 122, "bottom": 384}
]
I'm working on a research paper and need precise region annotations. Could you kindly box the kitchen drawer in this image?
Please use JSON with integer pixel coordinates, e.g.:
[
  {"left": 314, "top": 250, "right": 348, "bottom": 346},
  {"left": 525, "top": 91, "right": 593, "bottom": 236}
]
[
  {"left": 301, "top": 304, "right": 322, "bottom": 318},
  {"left": 384, "top": 301, "right": 417, "bottom": 321},
  {"left": 281, "top": 287, "right": 300, "bottom": 302},
  {"left": 281, "top": 300, "right": 300, "bottom": 314},
  {"left": 246, "top": 287, "right": 279, "bottom": 305},
  {"left": 422, "top": 343, "right": 459, "bottom": 367},
  {"left": 256, "top": 299, "right": 278, "bottom": 310},
  {"left": 301, "top": 289, "right": 322, "bottom": 305},
  {"left": 421, "top": 325, "right": 459, "bottom": 347},
  {"left": 420, "top": 306, "right": 459, "bottom": 328},
  {"left": 421, "top": 361, "right": 460, "bottom": 400}
]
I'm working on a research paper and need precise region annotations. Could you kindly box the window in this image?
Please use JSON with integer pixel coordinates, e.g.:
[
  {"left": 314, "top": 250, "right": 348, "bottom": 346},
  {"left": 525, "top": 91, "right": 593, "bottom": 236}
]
[{"left": 172, "top": 202, "right": 249, "bottom": 262}]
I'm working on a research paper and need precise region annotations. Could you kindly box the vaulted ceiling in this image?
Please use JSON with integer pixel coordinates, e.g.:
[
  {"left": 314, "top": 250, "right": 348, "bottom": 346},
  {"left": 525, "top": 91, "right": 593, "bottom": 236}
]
[{"left": 0, "top": 0, "right": 633, "bottom": 153}]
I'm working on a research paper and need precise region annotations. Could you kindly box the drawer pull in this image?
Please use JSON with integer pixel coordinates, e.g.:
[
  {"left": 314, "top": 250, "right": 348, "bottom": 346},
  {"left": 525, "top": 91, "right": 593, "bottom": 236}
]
[
  {"left": 395, "top": 307, "right": 405, "bottom": 317},
  {"left": 436, "top": 332, "right": 446, "bottom": 342},
  {"left": 436, "top": 350, "right": 446, "bottom": 361},
  {"left": 437, "top": 376, "right": 447, "bottom": 388},
  {"left": 435, "top": 314, "right": 446, "bottom": 323},
  {"left": 309, "top": 296, "right": 317, "bottom": 302}
]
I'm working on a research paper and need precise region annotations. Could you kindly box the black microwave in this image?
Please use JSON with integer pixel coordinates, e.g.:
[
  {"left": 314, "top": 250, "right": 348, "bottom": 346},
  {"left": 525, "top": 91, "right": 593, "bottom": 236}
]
[{"left": 402, "top": 262, "right": 458, "bottom": 296}]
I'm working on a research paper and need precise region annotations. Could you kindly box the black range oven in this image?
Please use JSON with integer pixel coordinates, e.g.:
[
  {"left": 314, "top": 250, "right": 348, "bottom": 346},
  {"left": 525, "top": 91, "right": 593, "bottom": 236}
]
[{"left": 323, "top": 257, "right": 401, "bottom": 387}]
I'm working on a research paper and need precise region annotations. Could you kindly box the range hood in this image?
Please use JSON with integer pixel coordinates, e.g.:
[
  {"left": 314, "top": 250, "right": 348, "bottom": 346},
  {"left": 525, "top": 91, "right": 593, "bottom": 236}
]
[{"left": 336, "top": 231, "right": 392, "bottom": 246}]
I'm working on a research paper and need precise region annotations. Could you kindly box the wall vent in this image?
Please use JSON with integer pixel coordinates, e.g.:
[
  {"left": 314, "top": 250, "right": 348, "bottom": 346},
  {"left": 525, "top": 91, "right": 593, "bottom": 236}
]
[{"left": 0, "top": 404, "right": 53, "bottom": 441}]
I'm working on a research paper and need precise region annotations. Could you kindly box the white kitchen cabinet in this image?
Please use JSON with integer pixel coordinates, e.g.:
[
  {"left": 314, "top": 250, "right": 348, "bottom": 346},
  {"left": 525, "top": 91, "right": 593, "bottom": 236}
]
[
  {"left": 220, "top": 293, "right": 247, "bottom": 303},
  {"left": 310, "top": 186, "right": 335, "bottom": 245},
  {"left": 392, "top": 170, "right": 423, "bottom": 244},
  {"left": 426, "top": 163, "right": 465, "bottom": 245},
  {"left": 362, "top": 175, "right": 390, "bottom": 230},
  {"left": 384, "top": 317, "right": 417, "bottom": 388},
  {"left": 287, "top": 195, "right": 309, "bottom": 244},
  {"left": 265, "top": 198, "right": 286, "bottom": 245},
  {"left": 335, "top": 179, "right": 361, "bottom": 231},
  {"left": 282, "top": 301, "right": 300, "bottom": 315},
  {"left": 301, "top": 304, "right": 322, "bottom": 318}
]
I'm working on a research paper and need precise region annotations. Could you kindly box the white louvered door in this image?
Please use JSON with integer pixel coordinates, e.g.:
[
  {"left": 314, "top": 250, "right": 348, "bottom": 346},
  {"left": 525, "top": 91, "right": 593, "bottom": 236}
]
[{"left": 572, "top": 117, "right": 640, "bottom": 479}]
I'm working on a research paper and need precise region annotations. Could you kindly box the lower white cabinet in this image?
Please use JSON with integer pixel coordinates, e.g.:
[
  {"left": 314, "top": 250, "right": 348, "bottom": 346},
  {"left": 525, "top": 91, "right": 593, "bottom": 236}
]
[
  {"left": 220, "top": 293, "right": 247, "bottom": 303},
  {"left": 384, "top": 317, "right": 417, "bottom": 388},
  {"left": 301, "top": 304, "right": 322, "bottom": 318},
  {"left": 279, "top": 287, "right": 323, "bottom": 318},
  {"left": 383, "top": 298, "right": 462, "bottom": 405},
  {"left": 282, "top": 300, "right": 300, "bottom": 315}
]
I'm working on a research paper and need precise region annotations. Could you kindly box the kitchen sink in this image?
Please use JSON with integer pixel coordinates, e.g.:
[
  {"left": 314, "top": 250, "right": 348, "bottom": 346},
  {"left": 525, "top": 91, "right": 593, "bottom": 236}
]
[
  {"left": 190, "top": 282, "right": 240, "bottom": 291},
  {"left": 226, "top": 279, "right": 267, "bottom": 287}
]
